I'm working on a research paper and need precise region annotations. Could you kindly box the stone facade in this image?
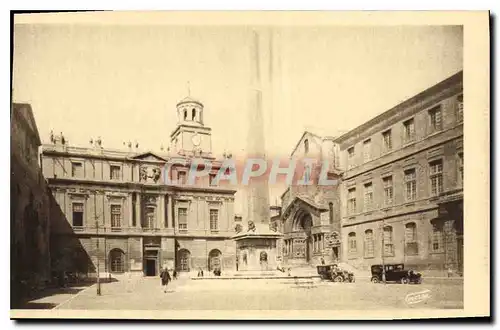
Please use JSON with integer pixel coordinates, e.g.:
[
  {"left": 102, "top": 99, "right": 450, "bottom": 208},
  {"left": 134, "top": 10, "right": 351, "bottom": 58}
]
[
  {"left": 279, "top": 131, "right": 343, "bottom": 266},
  {"left": 336, "top": 71, "right": 463, "bottom": 275},
  {"left": 42, "top": 97, "right": 237, "bottom": 278},
  {"left": 11, "top": 103, "right": 51, "bottom": 307}
]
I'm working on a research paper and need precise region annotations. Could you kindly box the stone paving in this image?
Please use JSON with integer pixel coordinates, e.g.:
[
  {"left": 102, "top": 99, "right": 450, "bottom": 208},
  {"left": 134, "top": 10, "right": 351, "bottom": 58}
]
[{"left": 51, "top": 276, "right": 463, "bottom": 311}]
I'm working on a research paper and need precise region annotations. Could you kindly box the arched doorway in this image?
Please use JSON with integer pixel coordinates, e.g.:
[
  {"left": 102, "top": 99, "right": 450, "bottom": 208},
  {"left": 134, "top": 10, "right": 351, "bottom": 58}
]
[
  {"left": 109, "top": 249, "right": 126, "bottom": 273},
  {"left": 177, "top": 249, "right": 191, "bottom": 272},
  {"left": 294, "top": 210, "right": 313, "bottom": 262},
  {"left": 208, "top": 249, "right": 222, "bottom": 271}
]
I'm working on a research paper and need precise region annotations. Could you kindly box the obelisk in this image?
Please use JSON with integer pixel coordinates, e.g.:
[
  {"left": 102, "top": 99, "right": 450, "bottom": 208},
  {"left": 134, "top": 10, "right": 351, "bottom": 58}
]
[{"left": 246, "top": 28, "right": 271, "bottom": 225}]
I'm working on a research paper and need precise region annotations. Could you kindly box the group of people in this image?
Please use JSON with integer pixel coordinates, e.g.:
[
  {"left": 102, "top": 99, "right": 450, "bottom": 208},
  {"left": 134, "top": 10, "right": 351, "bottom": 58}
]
[
  {"left": 159, "top": 268, "right": 177, "bottom": 293},
  {"left": 196, "top": 267, "right": 222, "bottom": 277}
]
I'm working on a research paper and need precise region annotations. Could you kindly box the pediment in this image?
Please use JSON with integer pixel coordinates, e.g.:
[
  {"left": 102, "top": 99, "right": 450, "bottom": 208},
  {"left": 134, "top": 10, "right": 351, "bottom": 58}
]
[{"left": 132, "top": 152, "right": 167, "bottom": 162}]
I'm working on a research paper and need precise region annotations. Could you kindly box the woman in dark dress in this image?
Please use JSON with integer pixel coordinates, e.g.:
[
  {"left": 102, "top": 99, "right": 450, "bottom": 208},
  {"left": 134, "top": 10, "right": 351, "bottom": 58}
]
[{"left": 160, "top": 268, "right": 171, "bottom": 293}]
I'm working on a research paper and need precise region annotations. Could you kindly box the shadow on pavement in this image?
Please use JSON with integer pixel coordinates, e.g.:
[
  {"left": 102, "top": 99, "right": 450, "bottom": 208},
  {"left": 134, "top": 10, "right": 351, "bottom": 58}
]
[
  {"left": 16, "top": 284, "right": 95, "bottom": 309},
  {"left": 19, "top": 302, "right": 59, "bottom": 310}
]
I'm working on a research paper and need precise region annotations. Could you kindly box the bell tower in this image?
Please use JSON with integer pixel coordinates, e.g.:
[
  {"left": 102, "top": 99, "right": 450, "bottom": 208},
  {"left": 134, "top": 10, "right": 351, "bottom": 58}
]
[{"left": 170, "top": 95, "right": 212, "bottom": 157}]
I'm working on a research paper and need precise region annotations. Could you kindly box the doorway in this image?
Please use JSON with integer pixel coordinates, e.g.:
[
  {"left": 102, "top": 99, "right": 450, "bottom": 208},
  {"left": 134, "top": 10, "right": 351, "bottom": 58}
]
[{"left": 145, "top": 259, "right": 157, "bottom": 276}]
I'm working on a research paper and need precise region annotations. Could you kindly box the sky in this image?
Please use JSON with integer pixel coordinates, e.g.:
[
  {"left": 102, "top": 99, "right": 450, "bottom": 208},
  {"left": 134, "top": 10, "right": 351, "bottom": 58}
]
[{"left": 12, "top": 20, "right": 463, "bottom": 215}]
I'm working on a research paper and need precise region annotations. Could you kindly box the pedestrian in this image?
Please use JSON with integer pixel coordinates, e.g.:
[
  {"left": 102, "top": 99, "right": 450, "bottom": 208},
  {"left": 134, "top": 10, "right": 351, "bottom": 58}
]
[
  {"left": 160, "top": 268, "right": 171, "bottom": 293},
  {"left": 321, "top": 257, "right": 325, "bottom": 265},
  {"left": 173, "top": 269, "right": 178, "bottom": 280},
  {"left": 447, "top": 267, "right": 453, "bottom": 278}
]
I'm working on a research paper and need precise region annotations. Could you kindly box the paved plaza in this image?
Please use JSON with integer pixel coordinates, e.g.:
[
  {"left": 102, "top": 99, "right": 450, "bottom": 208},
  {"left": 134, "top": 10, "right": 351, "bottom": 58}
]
[{"left": 24, "top": 276, "right": 464, "bottom": 311}]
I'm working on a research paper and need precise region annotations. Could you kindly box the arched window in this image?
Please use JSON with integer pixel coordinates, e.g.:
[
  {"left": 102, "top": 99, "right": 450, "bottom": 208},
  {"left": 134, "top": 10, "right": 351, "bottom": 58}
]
[
  {"left": 364, "top": 229, "right": 374, "bottom": 258},
  {"left": 348, "top": 232, "right": 357, "bottom": 254},
  {"left": 109, "top": 249, "right": 125, "bottom": 273},
  {"left": 184, "top": 109, "right": 187, "bottom": 121},
  {"left": 405, "top": 222, "right": 418, "bottom": 255},
  {"left": 304, "top": 139, "right": 309, "bottom": 154},
  {"left": 208, "top": 249, "right": 222, "bottom": 271},
  {"left": 383, "top": 226, "right": 394, "bottom": 256},
  {"left": 328, "top": 202, "right": 334, "bottom": 224},
  {"left": 178, "top": 249, "right": 191, "bottom": 272},
  {"left": 192, "top": 108, "right": 196, "bottom": 121}
]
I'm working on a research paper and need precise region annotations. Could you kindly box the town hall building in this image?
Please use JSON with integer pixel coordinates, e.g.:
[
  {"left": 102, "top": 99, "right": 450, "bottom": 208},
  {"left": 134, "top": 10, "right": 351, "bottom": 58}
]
[{"left": 41, "top": 96, "right": 237, "bottom": 278}]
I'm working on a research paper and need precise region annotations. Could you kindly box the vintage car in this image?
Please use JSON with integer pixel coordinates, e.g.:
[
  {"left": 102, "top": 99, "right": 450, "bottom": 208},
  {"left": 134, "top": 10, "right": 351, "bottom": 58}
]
[
  {"left": 316, "top": 264, "right": 355, "bottom": 283},
  {"left": 370, "top": 264, "right": 422, "bottom": 284}
]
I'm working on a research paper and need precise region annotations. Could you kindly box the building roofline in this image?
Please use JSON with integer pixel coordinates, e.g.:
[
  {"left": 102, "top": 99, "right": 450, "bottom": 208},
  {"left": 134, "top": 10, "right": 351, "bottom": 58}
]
[
  {"left": 289, "top": 130, "right": 323, "bottom": 157},
  {"left": 333, "top": 70, "right": 463, "bottom": 144}
]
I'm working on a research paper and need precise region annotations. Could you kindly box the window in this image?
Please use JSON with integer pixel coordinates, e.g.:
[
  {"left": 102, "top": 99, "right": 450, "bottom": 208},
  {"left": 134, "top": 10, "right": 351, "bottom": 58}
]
[
  {"left": 363, "top": 139, "right": 371, "bottom": 163},
  {"left": 328, "top": 202, "right": 334, "bottom": 224},
  {"left": 363, "top": 182, "right": 373, "bottom": 211},
  {"left": 404, "top": 169, "right": 417, "bottom": 201},
  {"left": 110, "top": 165, "right": 121, "bottom": 180},
  {"left": 109, "top": 249, "right": 125, "bottom": 273},
  {"left": 192, "top": 108, "right": 196, "bottom": 121},
  {"left": 72, "top": 203, "right": 84, "bottom": 227},
  {"left": 429, "top": 105, "right": 443, "bottom": 133},
  {"left": 111, "top": 205, "right": 122, "bottom": 229},
  {"left": 183, "top": 110, "right": 187, "bottom": 121},
  {"left": 431, "top": 223, "right": 443, "bottom": 252},
  {"left": 178, "top": 208, "right": 188, "bottom": 231},
  {"left": 382, "top": 129, "right": 392, "bottom": 152},
  {"left": 71, "top": 162, "right": 83, "bottom": 177},
  {"left": 383, "top": 176, "right": 393, "bottom": 205},
  {"left": 304, "top": 139, "right": 309, "bottom": 154},
  {"left": 364, "top": 229, "right": 374, "bottom": 258},
  {"left": 348, "top": 232, "right": 357, "bottom": 254},
  {"left": 405, "top": 222, "right": 418, "bottom": 255},
  {"left": 347, "top": 147, "right": 355, "bottom": 169},
  {"left": 178, "top": 249, "right": 190, "bottom": 271},
  {"left": 144, "top": 207, "right": 155, "bottom": 229},
  {"left": 347, "top": 188, "right": 357, "bottom": 214},
  {"left": 209, "top": 174, "right": 217, "bottom": 186},
  {"left": 429, "top": 160, "right": 444, "bottom": 196},
  {"left": 177, "top": 171, "right": 186, "bottom": 185},
  {"left": 457, "top": 94, "right": 463, "bottom": 122},
  {"left": 210, "top": 209, "right": 219, "bottom": 232},
  {"left": 458, "top": 153, "right": 464, "bottom": 186},
  {"left": 403, "top": 118, "right": 415, "bottom": 143},
  {"left": 383, "top": 226, "right": 394, "bottom": 256}
]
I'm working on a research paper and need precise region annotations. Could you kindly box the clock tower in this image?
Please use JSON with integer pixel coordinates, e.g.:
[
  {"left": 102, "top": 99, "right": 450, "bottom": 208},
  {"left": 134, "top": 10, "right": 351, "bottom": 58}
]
[{"left": 170, "top": 96, "right": 212, "bottom": 157}]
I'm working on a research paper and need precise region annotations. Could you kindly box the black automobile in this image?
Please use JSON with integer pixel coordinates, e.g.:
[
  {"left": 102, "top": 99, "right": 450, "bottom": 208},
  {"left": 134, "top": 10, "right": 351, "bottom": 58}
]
[
  {"left": 316, "top": 264, "right": 355, "bottom": 283},
  {"left": 370, "top": 264, "right": 422, "bottom": 284}
]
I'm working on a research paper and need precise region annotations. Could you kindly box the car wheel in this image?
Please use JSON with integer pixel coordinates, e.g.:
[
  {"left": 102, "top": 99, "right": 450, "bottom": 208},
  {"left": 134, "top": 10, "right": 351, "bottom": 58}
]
[
  {"left": 401, "top": 277, "right": 409, "bottom": 284},
  {"left": 371, "top": 277, "right": 380, "bottom": 283},
  {"left": 333, "top": 276, "right": 343, "bottom": 283}
]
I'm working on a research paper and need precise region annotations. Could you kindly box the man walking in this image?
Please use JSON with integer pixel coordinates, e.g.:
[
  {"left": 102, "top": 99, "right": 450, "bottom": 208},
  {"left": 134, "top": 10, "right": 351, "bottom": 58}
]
[{"left": 160, "top": 268, "right": 171, "bottom": 293}]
